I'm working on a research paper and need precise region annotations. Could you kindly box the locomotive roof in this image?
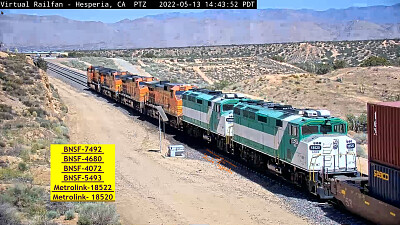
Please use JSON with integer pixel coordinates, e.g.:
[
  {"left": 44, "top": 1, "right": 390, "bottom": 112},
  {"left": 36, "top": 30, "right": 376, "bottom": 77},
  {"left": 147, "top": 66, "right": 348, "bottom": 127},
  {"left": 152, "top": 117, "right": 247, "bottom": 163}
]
[{"left": 235, "top": 101, "right": 345, "bottom": 125}]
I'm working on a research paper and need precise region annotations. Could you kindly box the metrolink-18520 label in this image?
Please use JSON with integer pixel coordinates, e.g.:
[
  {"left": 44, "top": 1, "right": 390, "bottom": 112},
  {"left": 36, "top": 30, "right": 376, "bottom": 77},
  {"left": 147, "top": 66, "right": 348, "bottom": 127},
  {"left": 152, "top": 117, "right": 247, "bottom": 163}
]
[{"left": 51, "top": 144, "right": 115, "bottom": 202}]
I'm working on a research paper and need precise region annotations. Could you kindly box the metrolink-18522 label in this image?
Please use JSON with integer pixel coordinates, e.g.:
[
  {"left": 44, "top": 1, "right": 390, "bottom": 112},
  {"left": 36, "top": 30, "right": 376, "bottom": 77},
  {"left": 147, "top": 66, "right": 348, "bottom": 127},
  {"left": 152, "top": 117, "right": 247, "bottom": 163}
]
[{"left": 51, "top": 144, "right": 115, "bottom": 202}]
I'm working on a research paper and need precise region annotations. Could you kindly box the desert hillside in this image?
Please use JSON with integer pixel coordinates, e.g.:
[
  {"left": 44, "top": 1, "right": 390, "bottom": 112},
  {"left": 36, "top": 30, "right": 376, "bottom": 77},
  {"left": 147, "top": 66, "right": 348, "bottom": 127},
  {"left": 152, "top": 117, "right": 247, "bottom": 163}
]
[{"left": 227, "top": 66, "right": 400, "bottom": 117}]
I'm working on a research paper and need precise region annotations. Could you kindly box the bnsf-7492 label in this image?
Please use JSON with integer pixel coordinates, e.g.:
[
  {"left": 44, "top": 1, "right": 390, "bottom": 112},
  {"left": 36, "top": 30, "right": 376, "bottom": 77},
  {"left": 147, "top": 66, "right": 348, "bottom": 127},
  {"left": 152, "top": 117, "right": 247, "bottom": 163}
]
[{"left": 51, "top": 144, "right": 115, "bottom": 202}]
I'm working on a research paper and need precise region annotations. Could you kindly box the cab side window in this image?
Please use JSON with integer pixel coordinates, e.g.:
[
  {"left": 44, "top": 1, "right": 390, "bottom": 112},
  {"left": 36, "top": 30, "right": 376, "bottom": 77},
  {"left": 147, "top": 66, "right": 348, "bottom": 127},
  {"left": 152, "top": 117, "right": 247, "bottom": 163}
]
[{"left": 288, "top": 124, "right": 298, "bottom": 137}]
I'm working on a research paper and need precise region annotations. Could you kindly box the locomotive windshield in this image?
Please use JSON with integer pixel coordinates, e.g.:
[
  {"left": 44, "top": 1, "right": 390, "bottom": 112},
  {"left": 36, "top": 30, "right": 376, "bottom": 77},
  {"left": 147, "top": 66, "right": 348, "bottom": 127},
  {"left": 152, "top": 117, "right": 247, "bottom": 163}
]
[
  {"left": 301, "top": 125, "right": 319, "bottom": 135},
  {"left": 320, "top": 125, "right": 332, "bottom": 134},
  {"left": 223, "top": 104, "right": 234, "bottom": 111}
]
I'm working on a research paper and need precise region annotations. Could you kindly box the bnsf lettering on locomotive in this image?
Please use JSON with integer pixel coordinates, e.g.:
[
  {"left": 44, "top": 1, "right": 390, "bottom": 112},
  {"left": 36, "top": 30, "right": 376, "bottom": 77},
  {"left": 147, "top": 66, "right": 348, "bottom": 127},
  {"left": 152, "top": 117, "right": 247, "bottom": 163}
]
[{"left": 374, "top": 170, "right": 389, "bottom": 181}]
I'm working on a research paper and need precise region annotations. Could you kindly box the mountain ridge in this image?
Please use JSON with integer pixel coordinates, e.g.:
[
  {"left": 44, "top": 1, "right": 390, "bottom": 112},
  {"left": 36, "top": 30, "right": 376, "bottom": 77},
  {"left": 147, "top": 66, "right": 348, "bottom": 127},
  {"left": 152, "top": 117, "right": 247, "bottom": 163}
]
[{"left": 1, "top": 4, "right": 399, "bottom": 51}]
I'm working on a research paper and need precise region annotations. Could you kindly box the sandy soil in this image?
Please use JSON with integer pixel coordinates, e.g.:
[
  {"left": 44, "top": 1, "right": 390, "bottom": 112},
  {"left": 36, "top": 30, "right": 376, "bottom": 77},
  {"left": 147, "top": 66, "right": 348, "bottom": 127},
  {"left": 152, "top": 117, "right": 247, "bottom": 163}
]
[
  {"left": 193, "top": 66, "right": 214, "bottom": 85},
  {"left": 48, "top": 76, "right": 308, "bottom": 225},
  {"left": 112, "top": 58, "right": 151, "bottom": 77},
  {"left": 0, "top": 51, "right": 9, "bottom": 58}
]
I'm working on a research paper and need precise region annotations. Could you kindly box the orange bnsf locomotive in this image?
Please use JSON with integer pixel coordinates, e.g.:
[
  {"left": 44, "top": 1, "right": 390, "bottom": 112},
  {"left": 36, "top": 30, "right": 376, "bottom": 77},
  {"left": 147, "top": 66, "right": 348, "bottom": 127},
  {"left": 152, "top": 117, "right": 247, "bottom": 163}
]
[{"left": 86, "top": 65, "right": 195, "bottom": 128}]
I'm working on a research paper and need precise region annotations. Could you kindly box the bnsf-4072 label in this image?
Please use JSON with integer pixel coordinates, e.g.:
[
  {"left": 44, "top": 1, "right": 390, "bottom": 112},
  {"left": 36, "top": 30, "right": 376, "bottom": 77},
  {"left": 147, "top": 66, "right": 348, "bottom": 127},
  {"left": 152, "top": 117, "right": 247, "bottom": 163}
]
[{"left": 51, "top": 144, "right": 115, "bottom": 202}]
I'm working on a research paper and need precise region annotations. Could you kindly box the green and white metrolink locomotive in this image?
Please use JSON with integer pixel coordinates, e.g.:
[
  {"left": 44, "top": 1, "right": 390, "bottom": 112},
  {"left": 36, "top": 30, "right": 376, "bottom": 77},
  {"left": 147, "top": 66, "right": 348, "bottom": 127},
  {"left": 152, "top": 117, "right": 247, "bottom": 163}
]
[{"left": 182, "top": 89, "right": 357, "bottom": 199}]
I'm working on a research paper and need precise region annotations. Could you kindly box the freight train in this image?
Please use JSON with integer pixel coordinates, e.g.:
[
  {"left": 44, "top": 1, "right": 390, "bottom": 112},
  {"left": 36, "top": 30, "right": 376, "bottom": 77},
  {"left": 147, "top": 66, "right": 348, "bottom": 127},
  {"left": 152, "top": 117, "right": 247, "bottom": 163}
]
[
  {"left": 86, "top": 65, "right": 399, "bottom": 224},
  {"left": 331, "top": 102, "right": 400, "bottom": 225}
]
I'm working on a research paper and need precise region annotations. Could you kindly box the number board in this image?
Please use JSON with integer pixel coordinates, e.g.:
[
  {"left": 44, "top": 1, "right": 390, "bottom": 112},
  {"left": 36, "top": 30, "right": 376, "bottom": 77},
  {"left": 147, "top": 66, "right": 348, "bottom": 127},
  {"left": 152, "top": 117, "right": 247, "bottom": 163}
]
[{"left": 50, "top": 144, "right": 115, "bottom": 202}]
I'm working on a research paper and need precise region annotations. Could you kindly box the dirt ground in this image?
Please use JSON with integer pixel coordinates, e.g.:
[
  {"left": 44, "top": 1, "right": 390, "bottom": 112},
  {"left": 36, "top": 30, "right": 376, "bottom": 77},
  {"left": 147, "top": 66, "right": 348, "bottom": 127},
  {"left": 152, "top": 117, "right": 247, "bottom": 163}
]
[{"left": 48, "top": 76, "right": 308, "bottom": 225}]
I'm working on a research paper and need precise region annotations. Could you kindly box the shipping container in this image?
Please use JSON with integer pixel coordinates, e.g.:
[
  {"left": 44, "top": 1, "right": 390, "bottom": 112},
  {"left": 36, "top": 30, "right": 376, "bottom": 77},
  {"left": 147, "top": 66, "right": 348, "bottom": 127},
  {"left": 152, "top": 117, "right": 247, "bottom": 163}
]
[
  {"left": 367, "top": 102, "right": 400, "bottom": 169},
  {"left": 369, "top": 162, "right": 400, "bottom": 208}
]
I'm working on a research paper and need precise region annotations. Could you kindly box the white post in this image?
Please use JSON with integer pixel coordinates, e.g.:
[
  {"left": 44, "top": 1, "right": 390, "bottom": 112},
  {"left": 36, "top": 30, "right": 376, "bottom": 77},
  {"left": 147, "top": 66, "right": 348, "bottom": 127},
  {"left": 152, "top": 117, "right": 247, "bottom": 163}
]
[{"left": 159, "top": 114, "right": 162, "bottom": 154}]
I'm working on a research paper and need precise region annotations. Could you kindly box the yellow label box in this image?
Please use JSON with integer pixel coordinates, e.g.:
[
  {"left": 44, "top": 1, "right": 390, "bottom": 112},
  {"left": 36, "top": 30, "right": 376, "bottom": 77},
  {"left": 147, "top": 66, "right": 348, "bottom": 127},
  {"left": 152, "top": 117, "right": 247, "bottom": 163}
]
[{"left": 50, "top": 144, "right": 115, "bottom": 202}]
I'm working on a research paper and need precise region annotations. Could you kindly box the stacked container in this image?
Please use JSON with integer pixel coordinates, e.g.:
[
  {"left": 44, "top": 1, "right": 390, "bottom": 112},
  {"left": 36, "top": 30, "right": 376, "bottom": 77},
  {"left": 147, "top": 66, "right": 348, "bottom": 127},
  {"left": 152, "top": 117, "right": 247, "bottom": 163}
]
[{"left": 367, "top": 101, "right": 400, "bottom": 207}]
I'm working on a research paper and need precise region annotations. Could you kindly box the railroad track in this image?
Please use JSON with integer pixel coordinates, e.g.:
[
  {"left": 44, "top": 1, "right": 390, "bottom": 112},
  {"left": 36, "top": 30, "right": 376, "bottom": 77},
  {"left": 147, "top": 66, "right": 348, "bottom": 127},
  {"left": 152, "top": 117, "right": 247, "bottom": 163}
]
[{"left": 47, "top": 62, "right": 87, "bottom": 87}]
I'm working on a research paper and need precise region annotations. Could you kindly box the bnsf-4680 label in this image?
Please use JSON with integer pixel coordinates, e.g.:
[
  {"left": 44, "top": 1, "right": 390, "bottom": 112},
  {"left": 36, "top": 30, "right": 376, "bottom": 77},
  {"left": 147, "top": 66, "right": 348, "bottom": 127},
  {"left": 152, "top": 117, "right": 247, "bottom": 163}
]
[{"left": 51, "top": 144, "right": 115, "bottom": 202}]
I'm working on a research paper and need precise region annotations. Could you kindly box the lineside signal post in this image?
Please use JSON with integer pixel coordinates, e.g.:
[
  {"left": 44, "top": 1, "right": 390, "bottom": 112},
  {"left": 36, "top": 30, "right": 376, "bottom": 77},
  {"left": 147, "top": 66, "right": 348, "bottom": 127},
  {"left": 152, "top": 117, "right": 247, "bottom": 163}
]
[{"left": 51, "top": 144, "right": 115, "bottom": 202}]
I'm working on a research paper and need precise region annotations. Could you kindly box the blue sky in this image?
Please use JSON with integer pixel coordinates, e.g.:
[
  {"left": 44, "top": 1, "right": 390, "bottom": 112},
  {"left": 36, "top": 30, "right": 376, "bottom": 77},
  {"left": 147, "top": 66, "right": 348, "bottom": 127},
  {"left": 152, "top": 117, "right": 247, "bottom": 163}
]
[{"left": 4, "top": 0, "right": 400, "bottom": 23}]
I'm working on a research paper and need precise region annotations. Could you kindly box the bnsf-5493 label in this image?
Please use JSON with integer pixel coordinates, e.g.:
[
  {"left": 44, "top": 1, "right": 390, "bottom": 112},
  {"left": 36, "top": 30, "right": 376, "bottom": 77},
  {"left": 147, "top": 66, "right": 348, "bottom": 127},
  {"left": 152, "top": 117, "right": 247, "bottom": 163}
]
[{"left": 51, "top": 144, "right": 115, "bottom": 202}]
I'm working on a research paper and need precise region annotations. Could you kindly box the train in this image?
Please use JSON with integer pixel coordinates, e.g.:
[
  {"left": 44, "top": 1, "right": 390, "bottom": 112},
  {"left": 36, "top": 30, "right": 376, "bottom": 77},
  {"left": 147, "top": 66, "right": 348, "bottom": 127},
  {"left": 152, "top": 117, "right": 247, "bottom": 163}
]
[{"left": 86, "top": 65, "right": 399, "bottom": 224}]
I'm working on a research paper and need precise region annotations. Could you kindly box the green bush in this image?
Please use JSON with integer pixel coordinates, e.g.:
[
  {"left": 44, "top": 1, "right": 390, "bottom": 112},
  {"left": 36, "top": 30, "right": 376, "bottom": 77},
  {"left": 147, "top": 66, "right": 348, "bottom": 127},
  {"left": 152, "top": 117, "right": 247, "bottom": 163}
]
[
  {"left": 315, "top": 63, "right": 333, "bottom": 75},
  {"left": 52, "top": 138, "right": 69, "bottom": 144},
  {"left": 209, "top": 80, "right": 230, "bottom": 90},
  {"left": 65, "top": 209, "right": 75, "bottom": 220},
  {"left": 18, "top": 162, "right": 28, "bottom": 172},
  {"left": 46, "top": 210, "right": 59, "bottom": 220},
  {"left": 0, "top": 104, "right": 12, "bottom": 113},
  {"left": 333, "top": 60, "right": 347, "bottom": 69},
  {"left": 270, "top": 55, "right": 285, "bottom": 62},
  {"left": 360, "top": 56, "right": 391, "bottom": 67},
  {"left": 0, "top": 203, "right": 22, "bottom": 225},
  {"left": 20, "top": 148, "right": 30, "bottom": 162},
  {"left": 346, "top": 113, "right": 367, "bottom": 132},
  {"left": 77, "top": 203, "right": 120, "bottom": 225},
  {"left": 0, "top": 168, "right": 28, "bottom": 181},
  {"left": 34, "top": 58, "right": 47, "bottom": 71},
  {"left": 0, "top": 184, "right": 44, "bottom": 213},
  {"left": 0, "top": 112, "right": 14, "bottom": 120}
]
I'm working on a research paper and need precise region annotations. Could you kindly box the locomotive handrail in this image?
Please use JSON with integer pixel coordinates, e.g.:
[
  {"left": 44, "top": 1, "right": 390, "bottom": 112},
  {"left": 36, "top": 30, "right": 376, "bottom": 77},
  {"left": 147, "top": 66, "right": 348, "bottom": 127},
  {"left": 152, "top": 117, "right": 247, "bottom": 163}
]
[{"left": 309, "top": 153, "right": 322, "bottom": 181}]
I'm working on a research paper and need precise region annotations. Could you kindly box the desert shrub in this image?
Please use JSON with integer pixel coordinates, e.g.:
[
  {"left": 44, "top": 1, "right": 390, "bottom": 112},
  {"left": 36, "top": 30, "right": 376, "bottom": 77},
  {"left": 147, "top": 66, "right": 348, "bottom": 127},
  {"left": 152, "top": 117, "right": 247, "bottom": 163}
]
[
  {"left": 210, "top": 80, "right": 230, "bottom": 90},
  {"left": 18, "top": 162, "right": 28, "bottom": 172},
  {"left": 34, "top": 58, "right": 47, "bottom": 71},
  {"left": 333, "top": 60, "right": 347, "bottom": 69},
  {"left": 0, "top": 184, "right": 45, "bottom": 213},
  {"left": 360, "top": 56, "right": 390, "bottom": 67},
  {"left": 60, "top": 104, "right": 68, "bottom": 113},
  {"left": 0, "top": 203, "right": 22, "bottom": 225},
  {"left": 39, "top": 120, "right": 51, "bottom": 128},
  {"left": 0, "top": 141, "right": 6, "bottom": 148},
  {"left": 142, "top": 52, "right": 156, "bottom": 58},
  {"left": 0, "top": 112, "right": 13, "bottom": 120},
  {"left": 77, "top": 203, "right": 120, "bottom": 225},
  {"left": 28, "top": 107, "right": 47, "bottom": 118},
  {"left": 31, "top": 143, "right": 40, "bottom": 153},
  {"left": 346, "top": 113, "right": 367, "bottom": 132},
  {"left": 0, "top": 104, "right": 12, "bottom": 113},
  {"left": 20, "top": 148, "right": 30, "bottom": 162},
  {"left": 315, "top": 63, "right": 333, "bottom": 75},
  {"left": 65, "top": 210, "right": 75, "bottom": 220},
  {"left": 0, "top": 168, "right": 31, "bottom": 181},
  {"left": 52, "top": 138, "right": 69, "bottom": 144},
  {"left": 270, "top": 55, "right": 285, "bottom": 62},
  {"left": 293, "top": 62, "right": 316, "bottom": 73},
  {"left": 46, "top": 210, "right": 59, "bottom": 220}
]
